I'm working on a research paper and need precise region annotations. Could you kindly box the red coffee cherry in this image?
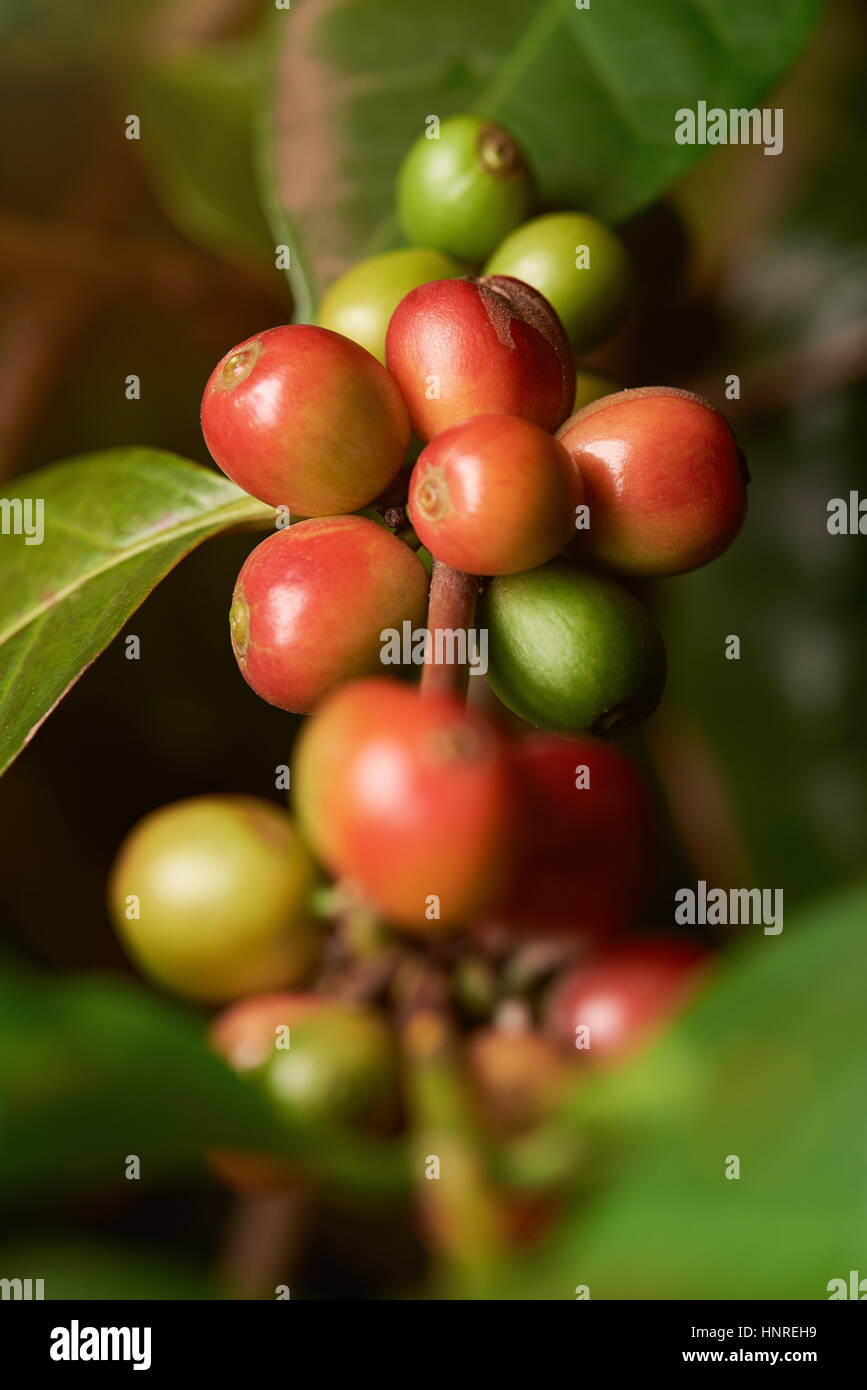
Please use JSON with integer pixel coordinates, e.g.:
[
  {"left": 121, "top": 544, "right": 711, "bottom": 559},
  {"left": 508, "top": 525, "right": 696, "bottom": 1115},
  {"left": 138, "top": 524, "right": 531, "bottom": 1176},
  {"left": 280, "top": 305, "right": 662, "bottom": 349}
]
[
  {"left": 201, "top": 324, "right": 410, "bottom": 516},
  {"left": 294, "top": 678, "right": 517, "bottom": 931},
  {"left": 409, "top": 414, "right": 583, "bottom": 575},
  {"left": 556, "top": 387, "right": 748, "bottom": 576},
  {"left": 490, "top": 735, "right": 658, "bottom": 940},
  {"left": 385, "top": 275, "right": 575, "bottom": 441},
  {"left": 230, "top": 516, "right": 430, "bottom": 714},
  {"left": 545, "top": 939, "right": 708, "bottom": 1060}
]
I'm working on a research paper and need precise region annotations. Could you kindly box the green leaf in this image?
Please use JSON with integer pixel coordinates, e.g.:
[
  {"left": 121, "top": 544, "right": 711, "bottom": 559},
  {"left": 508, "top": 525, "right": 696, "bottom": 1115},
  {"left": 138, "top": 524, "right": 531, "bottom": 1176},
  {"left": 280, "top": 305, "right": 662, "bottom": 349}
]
[
  {"left": 131, "top": 41, "right": 277, "bottom": 270},
  {"left": 499, "top": 882, "right": 867, "bottom": 1298},
  {"left": 0, "top": 450, "right": 273, "bottom": 778},
  {"left": 0, "top": 958, "right": 408, "bottom": 1205},
  {"left": 261, "top": 0, "right": 825, "bottom": 316}
]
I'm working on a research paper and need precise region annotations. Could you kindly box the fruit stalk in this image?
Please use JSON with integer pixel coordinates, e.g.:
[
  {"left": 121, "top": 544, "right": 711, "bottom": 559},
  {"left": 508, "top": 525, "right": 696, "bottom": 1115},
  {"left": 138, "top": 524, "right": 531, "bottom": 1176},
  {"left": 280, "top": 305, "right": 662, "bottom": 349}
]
[{"left": 421, "top": 560, "right": 478, "bottom": 700}]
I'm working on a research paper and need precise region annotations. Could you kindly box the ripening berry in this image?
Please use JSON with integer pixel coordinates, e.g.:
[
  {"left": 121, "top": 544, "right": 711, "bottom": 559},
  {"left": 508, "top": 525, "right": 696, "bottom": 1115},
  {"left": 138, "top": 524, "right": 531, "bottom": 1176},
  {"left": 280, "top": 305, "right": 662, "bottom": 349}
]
[
  {"left": 545, "top": 940, "right": 708, "bottom": 1060},
  {"left": 230, "top": 516, "right": 429, "bottom": 713},
  {"left": 107, "top": 797, "right": 320, "bottom": 1002},
  {"left": 385, "top": 275, "right": 575, "bottom": 441},
  {"left": 556, "top": 387, "right": 748, "bottom": 576},
  {"left": 409, "top": 414, "right": 582, "bottom": 575},
  {"left": 201, "top": 324, "right": 409, "bottom": 516},
  {"left": 491, "top": 734, "right": 658, "bottom": 939},
  {"left": 294, "top": 678, "right": 517, "bottom": 931}
]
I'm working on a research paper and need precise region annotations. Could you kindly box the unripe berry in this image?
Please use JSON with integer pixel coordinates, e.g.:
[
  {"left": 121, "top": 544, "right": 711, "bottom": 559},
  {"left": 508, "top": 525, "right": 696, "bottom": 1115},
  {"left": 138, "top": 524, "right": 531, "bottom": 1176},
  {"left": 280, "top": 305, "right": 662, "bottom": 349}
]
[
  {"left": 385, "top": 275, "right": 575, "bottom": 441},
  {"left": 294, "top": 678, "right": 516, "bottom": 931},
  {"left": 397, "top": 115, "right": 533, "bottom": 264},
  {"left": 556, "top": 387, "right": 748, "bottom": 576},
  {"left": 201, "top": 324, "right": 409, "bottom": 516},
  {"left": 545, "top": 940, "right": 708, "bottom": 1060},
  {"left": 409, "top": 415, "right": 582, "bottom": 576},
  {"left": 107, "top": 797, "right": 320, "bottom": 1002},
  {"left": 491, "top": 735, "right": 658, "bottom": 939},
  {"left": 317, "top": 248, "right": 463, "bottom": 364},
  {"left": 209, "top": 993, "right": 396, "bottom": 1191},
  {"left": 230, "top": 516, "right": 429, "bottom": 713},
  {"left": 481, "top": 561, "right": 666, "bottom": 737},
  {"left": 484, "top": 212, "right": 632, "bottom": 351}
]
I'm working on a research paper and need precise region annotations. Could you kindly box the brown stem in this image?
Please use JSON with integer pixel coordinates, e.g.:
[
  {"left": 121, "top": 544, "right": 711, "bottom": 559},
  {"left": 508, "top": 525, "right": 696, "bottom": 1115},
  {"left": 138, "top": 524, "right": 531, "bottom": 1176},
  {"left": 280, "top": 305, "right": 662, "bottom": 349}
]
[
  {"left": 420, "top": 560, "right": 479, "bottom": 701},
  {"left": 217, "top": 1189, "right": 311, "bottom": 1299}
]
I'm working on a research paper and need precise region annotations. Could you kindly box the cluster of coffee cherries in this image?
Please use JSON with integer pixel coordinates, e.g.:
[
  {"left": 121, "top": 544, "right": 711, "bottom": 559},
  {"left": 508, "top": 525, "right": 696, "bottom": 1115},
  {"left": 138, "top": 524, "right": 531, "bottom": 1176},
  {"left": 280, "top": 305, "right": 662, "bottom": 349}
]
[{"left": 108, "top": 116, "right": 745, "bottom": 1205}]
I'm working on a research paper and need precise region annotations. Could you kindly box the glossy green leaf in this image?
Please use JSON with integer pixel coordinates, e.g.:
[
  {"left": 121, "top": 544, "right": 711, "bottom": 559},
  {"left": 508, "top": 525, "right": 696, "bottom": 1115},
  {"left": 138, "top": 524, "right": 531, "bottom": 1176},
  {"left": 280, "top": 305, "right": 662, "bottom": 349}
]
[
  {"left": 261, "top": 0, "right": 826, "bottom": 317},
  {"left": 0, "top": 450, "right": 273, "bottom": 778},
  {"left": 131, "top": 41, "right": 277, "bottom": 270},
  {"left": 497, "top": 882, "right": 867, "bottom": 1298}
]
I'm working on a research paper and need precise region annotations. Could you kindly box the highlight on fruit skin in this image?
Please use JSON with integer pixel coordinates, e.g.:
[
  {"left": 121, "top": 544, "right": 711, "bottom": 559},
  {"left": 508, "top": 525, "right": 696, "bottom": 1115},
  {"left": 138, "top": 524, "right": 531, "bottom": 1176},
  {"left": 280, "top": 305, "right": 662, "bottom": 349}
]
[
  {"left": 408, "top": 413, "right": 583, "bottom": 576},
  {"left": 545, "top": 939, "right": 709, "bottom": 1060},
  {"left": 556, "top": 386, "right": 748, "bottom": 577},
  {"left": 200, "top": 323, "right": 410, "bottom": 517},
  {"left": 396, "top": 114, "right": 534, "bottom": 264},
  {"left": 481, "top": 560, "right": 667, "bottom": 738},
  {"left": 229, "top": 515, "right": 430, "bottom": 714},
  {"left": 293, "top": 677, "right": 518, "bottom": 932},
  {"left": 107, "top": 796, "right": 321, "bottom": 1003},
  {"left": 317, "top": 247, "right": 464, "bottom": 364},
  {"left": 385, "top": 274, "right": 575, "bottom": 441}
]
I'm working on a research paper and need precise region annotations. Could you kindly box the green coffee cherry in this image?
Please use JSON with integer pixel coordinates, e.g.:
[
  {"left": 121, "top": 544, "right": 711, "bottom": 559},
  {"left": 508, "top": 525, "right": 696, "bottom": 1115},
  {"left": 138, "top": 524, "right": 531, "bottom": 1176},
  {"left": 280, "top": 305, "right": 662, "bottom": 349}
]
[
  {"left": 397, "top": 115, "right": 533, "bottom": 264},
  {"left": 484, "top": 212, "right": 632, "bottom": 351},
  {"left": 261, "top": 1001, "right": 396, "bottom": 1128},
  {"left": 481, "top": 562, "right": 666, "bottom": 736},
  {"left": 572, "top": 369, "right": 622, "bottom": 414},
  {"left": 317, "top": 247, "right": 462, "bottom": 364}
]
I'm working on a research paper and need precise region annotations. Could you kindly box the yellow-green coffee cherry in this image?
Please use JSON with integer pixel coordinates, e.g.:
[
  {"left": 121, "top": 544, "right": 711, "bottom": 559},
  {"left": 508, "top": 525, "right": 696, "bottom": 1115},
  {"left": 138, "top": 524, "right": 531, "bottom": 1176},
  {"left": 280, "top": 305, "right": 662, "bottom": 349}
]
[
  {"left": 572, "top": 369, "right": 623, "bottom": 414},
  {"left": 485, "top": 212, "right": 632, "bottom": 351},
  {"left": 397, "top": 115, "right": 533, "bottom": 264},
  {"left": 317, "top": 247, "right": 462, "bottom": 364},
  {"left": 107, "top": 796, "right": 321, "bottom": 1002}
]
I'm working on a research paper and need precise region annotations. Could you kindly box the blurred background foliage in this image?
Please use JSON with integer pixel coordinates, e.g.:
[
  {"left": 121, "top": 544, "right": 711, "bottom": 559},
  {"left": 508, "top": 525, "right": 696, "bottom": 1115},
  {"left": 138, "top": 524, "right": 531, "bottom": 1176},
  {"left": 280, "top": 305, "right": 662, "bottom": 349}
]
[{"left": 0, "top": 0, "right": 864, "bottom": 1298}]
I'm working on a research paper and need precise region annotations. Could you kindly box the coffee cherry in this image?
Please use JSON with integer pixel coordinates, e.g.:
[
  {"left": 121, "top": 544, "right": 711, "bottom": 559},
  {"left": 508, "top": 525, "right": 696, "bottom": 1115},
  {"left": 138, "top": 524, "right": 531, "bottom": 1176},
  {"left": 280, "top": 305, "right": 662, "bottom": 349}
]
[
  {"left": 408, "top": 415, "right": 582, "bottom": 576},
  {"left": 545, "top": 940, "right": 708, "bottom": 1060},
  {"left": 261, "top": 998, "right": 396, "bottom": 1128},
  {"left": 230, "top": 516, "right": 429, "bottom": 713},
  {"left": 481, "top": 561, "right": 666, "bottom": 736},
  {"left": 556, "top": 387, "right": 748, "bottom": 576},
  {"left": 209, "top": 993, "right": 396, "bottom": 1191},
  {"left": 397, "top": 115, "right": 533, "bottom": 264},
  {"left": 386, "top": 275, "right": 574, "bottom": 441},
  {"left": 294, "top": 678, "right": 516, "bottom": 930},
  {"left": 317, "top": 248, "right": 463, "bottom": 364},
  {"left": 465, "top": 1024, "right": 570, "bottom": 1136},
  {"left": 484, "top": 212, "right": 632, "bottom": 351},
  {"left": 572, "top": 370, "right": 622, "bottom": 414},
  {"left": 201, "top": 324, "right": 409, "bottom": 516},
  {"left": 492, "top": 735, "right": 658, "bottom": 939},
  {"left": 208, "top": 993, "right": 319, "bottom": 1192},
  {"left": 107, "top": 797, "right": 320, "bottom": 1002}
]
